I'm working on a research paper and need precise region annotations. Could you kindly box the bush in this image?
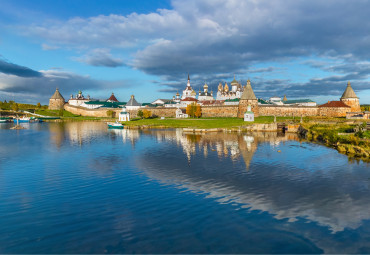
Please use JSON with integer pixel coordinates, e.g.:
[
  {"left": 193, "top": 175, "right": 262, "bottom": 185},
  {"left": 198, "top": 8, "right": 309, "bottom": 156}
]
[
  {"left": 106, "top": 110, "right": 114, "bottom": 118},
  {"left": 137, "top": 110, "right": 143, "bottom": 119},
  {"left": 142, "top": 109, "right": 152, "bottom": 119}
]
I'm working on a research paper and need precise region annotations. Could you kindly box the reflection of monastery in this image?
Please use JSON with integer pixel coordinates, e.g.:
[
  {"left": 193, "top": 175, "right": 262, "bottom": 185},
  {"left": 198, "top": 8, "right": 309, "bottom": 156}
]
[{"left": 49, "top": 74, "right": 363, "bottom": 118}]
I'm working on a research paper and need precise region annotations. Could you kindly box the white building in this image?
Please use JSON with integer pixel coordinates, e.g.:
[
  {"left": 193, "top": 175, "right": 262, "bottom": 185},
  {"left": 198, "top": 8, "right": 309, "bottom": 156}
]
[
  {"left": 151, "top": 99, "right": 171, "bottom": 105},
  {"left": 268, "top": 96, "right": 284, "bottom": 105},
  {"left": 119, "top": 107, "right": 130, "bottom": 121},
  {"left": 244, "top": 105, "right": 255, "bottom": 122},
  {"left": 180, "top": 97, "right": 198, "bottom": 108},
  {"left": 68, "top": 90, "right": 90, "bottom": 106},
  {"left": 176, "top": 108, "right": 188, "bottom": 118},
  {"left": 198, "top": 82, "right": 214, "bottom": 101},
  {"left": 216, "top": 76, "right": 244, "bottom": 100},
  {"left": 181, "top": 74, "right": 197, "bottom": 99}
]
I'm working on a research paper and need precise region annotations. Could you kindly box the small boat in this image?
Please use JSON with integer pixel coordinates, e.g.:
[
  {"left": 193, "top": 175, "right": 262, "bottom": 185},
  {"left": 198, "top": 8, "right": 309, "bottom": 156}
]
[
  {"left": 13, "top": 117, "right": 40, "bottom": 123},
  {"left": 0, "top": 119, "right": 7, "bottom": 123},
  {"left": 107, "top": 121, "right": 124, "bottom": 129}
]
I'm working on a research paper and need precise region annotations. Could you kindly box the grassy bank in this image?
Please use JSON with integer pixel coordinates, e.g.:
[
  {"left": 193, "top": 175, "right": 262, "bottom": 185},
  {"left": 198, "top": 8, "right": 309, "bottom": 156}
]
[
  {"left": 123, "top": 116, "right": 296, "bottom": 129},
  {"left": 301, "top": 123, "right": 370, "bottom": 160}
]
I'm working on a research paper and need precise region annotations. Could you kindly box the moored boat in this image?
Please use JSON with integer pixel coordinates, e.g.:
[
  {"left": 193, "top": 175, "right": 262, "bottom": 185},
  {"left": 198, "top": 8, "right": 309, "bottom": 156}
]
[
  {"left": 13, "top": 117, "right": 40, "bottom": 123},
  {"left": 107, "top": 122, "right": 124, "bottom": 129}
]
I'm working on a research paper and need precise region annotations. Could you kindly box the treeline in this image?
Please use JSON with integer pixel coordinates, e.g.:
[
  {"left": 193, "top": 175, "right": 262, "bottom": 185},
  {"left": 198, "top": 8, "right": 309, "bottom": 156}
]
[
  {"left": 0, "top": 100, "right": 47, "bottom": 111},
  {"left": 360, "top": 105, "right": 370, "bottom": 111}
]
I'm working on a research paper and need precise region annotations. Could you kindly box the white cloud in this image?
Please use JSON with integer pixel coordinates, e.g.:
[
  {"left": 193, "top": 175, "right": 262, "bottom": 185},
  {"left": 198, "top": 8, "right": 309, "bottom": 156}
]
[{"left": 72, "top": 48, "right": 124, "bottom": 67}]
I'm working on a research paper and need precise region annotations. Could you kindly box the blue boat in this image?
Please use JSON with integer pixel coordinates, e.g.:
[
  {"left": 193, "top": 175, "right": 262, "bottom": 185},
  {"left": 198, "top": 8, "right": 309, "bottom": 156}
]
[{"left": 13, "top": 117, "right": 40, "bottom": 123}]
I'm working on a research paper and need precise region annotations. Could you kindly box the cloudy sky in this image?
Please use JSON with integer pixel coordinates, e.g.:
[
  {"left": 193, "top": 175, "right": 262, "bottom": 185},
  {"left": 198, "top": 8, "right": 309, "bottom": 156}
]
[{"left": 1, "top": 0, "right": 370, "bottom": 104}]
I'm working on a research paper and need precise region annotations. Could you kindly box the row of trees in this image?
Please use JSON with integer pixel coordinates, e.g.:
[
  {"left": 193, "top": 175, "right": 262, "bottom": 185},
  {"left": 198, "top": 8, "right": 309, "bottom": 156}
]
[{"left": 0, "top": 100, "right": 45, "bottom": 111}]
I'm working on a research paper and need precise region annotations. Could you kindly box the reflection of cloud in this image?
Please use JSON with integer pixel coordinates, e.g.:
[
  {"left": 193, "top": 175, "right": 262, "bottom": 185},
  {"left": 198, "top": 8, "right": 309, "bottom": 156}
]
[{"left": 135, "top": 130, "right": 370, "bottom": 239}]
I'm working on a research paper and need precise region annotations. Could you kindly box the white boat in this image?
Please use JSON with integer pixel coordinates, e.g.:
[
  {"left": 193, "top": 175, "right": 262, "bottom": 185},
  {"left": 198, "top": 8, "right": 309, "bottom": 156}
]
[{"left": 107, "top": 122, "right": 124, "bottom": 129}]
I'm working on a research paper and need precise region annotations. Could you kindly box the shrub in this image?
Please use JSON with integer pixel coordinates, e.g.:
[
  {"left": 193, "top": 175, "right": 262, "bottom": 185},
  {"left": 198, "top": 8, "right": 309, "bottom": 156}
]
[
  {"left": 142, "top": 109, "right": 152, "bottom": 119},
  {"left": 106, "top": 110, "right": 114, "bottom": 118},
  {"left": 137, "top": 110, "right": 143, "bottom": 119}
]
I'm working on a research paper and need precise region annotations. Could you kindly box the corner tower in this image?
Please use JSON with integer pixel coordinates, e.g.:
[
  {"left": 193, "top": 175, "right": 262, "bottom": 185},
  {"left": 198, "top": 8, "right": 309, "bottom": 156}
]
[
  {"left": 340, "top": 81, "right": 360, "bottom": 112},
  {"left": 49, "top": 88, "right": 65, "bottom": 110},
  {"left": 238, "top": 80, "right": 259, "bottom": 118}
]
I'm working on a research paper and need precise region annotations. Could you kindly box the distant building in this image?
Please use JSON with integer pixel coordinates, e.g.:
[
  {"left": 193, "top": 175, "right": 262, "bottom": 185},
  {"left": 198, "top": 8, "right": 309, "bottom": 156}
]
[
  {"left": 181, "top": 74, "right": 197, "bottom": 99},
  {"left": 106, "top": 93, "right": 119, "bottom": 102},
  {"left": 340, "top": 81, "right": 361, "bottom": 112},
  {"left": 198, "top": 82, "right": 214, "bottom": 101},
  {"left": 180, "top": 97, "right": 198, "bottom": 107},
  {"left": 126, "top": 95, "right": 141, "bottom": 110},
  {"left": 49, "top": 88, "right": 65, "bottom": 110},
  {"left": 283, "top": 99, "right": 316, "bottom": 107},
  {"left": 268, "top": 96, "right": 284, "bottom": 105},
  {"left": 151, "top": 99, "right": 172, "bottom": 105},
  {"left": 176, "top": 108, "right": 188, "bottom": 118},
  {"left": 68, "top": 90, "right": 90, "bottom": 106},
  {"left": 216, "top": 76, "right": 243, "bottom": 100}
]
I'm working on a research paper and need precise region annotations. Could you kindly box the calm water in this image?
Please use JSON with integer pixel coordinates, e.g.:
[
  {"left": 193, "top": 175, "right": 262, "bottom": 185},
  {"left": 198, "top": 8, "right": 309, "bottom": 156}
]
[{"left": 0, "top": 122, "right": 369, "bottom": 254}]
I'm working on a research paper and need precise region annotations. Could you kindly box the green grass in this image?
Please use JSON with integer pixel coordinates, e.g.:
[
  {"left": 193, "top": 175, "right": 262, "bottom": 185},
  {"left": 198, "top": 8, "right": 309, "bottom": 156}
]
[{"left": 123, "top": 116, "right": 296, "bottom": 129}]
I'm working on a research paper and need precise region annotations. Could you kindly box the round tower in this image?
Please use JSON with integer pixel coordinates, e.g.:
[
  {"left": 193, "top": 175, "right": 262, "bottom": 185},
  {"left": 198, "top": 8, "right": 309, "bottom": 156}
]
[
  {"left": 238, "top": 80, "right": 259, "bottom": 118},
  {"left": 49, "top": 88, "right": 65, "bottom": 110},
  {"left": 340, "top": 81, "right": 360, "bottom": 112}
]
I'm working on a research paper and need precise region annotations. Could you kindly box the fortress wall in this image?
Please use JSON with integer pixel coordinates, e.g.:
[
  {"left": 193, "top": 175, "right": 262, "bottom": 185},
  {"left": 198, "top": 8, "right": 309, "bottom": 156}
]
[
  {"left": 65, "top": 103, "right": 350, "bottom": 119},
  {"left": 145, "top": 107, "right": 177, "bottom": 118},
  {"left": 64, "top": 104, "right": 123, "bottom": 117},
  {"left": 318, "top": 107, "right": 349, "bottom": 117},
  {"left": 259, "top": 105, "right": 319, "bottom": 116},
  {"left": 201, "top": 105, "right": 239, "bottom": 117}
]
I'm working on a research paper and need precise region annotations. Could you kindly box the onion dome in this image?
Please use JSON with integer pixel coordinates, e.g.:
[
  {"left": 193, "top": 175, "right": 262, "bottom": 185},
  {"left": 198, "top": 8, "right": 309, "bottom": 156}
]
[
  {"left": 231, "top": 75, "right": 238, "bottom": 85},
  {"left": 191, "top": 90, "right": 197, "bottom": 96},
  {"left": 218, "top": 82, "right": 223, "bottom": 91}
]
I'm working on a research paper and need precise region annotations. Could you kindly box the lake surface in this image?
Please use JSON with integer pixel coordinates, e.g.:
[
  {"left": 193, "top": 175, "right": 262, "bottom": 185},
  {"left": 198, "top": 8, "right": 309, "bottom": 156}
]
[{"left": 0, "top": 122, "right": 369, "bottom": 254}]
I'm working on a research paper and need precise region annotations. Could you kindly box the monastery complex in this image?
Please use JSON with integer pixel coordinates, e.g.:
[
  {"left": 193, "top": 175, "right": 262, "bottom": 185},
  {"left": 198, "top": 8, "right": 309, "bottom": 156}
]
[{"left": 49, "top": 74, "right": 364, "bottom": 119}]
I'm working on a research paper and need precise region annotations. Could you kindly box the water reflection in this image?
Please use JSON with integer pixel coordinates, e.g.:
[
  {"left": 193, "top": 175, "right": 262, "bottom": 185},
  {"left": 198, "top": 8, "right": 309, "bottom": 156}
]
[{"left": 1, "top": 122, "right": 370, "bottom": 253}]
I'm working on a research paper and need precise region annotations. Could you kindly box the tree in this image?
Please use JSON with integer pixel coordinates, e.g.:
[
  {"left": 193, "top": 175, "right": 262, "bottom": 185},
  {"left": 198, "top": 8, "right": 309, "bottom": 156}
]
[
  {"left": 142, "top": 109, "right": 152, "bottom": 119},
  {"left": 186, "top": 104, "right": 194, "bottom": 117},
  {"left": 137, "top": 109, "right": 143, "bottom": 119},
  {"left": 186, "top": 103, "right": 200, "bottom": 118},
  {"left": 194, "top": 104, "right": 202, "bottom": 118},
  {"left": 12, "top": 103, "right": 19, "bottom": 112},
  {"left": 37, "top": 102, "right": 41, "bottom": 109}
]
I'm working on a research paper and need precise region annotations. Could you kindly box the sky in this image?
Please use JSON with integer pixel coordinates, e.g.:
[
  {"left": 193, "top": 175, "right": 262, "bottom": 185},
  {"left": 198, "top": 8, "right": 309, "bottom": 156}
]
[{"left": 1, "top": 0, "right": 370, "bottom": 104}]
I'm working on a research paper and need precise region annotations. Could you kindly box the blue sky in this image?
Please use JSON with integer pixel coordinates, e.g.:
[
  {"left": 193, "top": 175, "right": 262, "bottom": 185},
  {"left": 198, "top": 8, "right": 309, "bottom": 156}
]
[{"left": 1, "top": 0, "right": 370, "bottom": 104}]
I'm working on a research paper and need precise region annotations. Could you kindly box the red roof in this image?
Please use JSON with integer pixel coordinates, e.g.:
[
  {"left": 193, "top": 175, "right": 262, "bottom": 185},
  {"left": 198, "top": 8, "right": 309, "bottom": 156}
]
[
  {"left": 107, "top": 93, "right": 118, "bottom": 102},
  {"left": 319, "top": 101, "right": 350, "bottom": 108},
  {"left": 181, "top": 97, "right": 198, "bottom": 102}
]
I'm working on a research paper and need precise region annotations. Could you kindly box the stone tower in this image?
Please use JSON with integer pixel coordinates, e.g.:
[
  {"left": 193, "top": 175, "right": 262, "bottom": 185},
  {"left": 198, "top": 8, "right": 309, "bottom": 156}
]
[
  {"left": 238, "top": 80, "right": 259, "bottom": 118},
  {"left": 49, "top": 88, "right": 65, "bottom": 110},
  {"left": 340, "top": 81, "right": 360, "bottom": 112}
]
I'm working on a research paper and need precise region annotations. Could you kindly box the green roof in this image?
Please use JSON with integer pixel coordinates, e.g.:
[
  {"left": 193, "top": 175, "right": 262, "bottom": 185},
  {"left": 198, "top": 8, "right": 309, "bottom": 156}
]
[
  {"left": 258, "top": 98, "right": 270, "bottom": 104},
  {"left": 225, "top": 98, "right": 240, "bottom": 102},
  {"left": 283, "top": 99, "right": 314, "bottom": 104},
  {"left": 85, "top": 101, "right": 126, "bottom": 108}
]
